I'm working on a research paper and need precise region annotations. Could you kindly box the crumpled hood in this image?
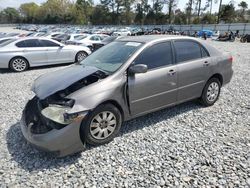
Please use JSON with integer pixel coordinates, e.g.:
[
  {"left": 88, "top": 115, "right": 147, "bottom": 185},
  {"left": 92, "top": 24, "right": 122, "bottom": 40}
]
[{"left": 32, "top": 65, "right": 99, "bottom": 99}]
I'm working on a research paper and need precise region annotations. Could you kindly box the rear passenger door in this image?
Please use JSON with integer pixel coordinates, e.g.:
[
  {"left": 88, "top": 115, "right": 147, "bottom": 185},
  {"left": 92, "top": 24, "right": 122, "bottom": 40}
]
[
  {"left": 128, "top": 41, "right": 178, "bottom": 116},
  {"left": 173, "top": 40, "right": 211, "bottom": 102}
]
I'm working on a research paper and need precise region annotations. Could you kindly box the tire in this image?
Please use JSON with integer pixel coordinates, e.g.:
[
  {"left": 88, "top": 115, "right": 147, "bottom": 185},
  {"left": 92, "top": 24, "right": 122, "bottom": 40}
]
[
  {"left": 200, "top": 78, "right": 221, "bottom": 107},
  {"left": 9, "top": 57, "right": 29, "bottom": 72},
  {"left": 81, "top": 104, "right": 122, "bottom": 146},
  {"left": 75, "top": 51, "right": 88, "bottom": 62}
]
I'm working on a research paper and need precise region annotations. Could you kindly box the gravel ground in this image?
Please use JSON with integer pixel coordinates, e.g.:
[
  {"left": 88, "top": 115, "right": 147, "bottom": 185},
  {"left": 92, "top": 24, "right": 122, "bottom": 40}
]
[{"left": 0, "top": 40, "right": 249, "bottom": 187}]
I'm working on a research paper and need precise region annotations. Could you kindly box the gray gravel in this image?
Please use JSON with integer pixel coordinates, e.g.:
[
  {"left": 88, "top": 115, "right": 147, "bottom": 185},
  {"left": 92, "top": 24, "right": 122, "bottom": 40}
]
[{"left": 0, "top": 40, "right": 249, "bottom": 187}]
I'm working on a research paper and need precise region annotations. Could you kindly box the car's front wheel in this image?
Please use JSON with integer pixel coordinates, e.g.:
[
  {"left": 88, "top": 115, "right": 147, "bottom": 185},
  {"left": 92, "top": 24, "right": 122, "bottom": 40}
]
[
  {"left": 76, "top": 51, "right": 88, "bottom": 62},
  {"left": 200, "top": 78, "right": 221, "bottom": 106},
  {"left": 10, "top": 57, "right": 29, "bottom": 72},
  {"left": 81, "top": 104, "right": 122, "bottom": 146}
]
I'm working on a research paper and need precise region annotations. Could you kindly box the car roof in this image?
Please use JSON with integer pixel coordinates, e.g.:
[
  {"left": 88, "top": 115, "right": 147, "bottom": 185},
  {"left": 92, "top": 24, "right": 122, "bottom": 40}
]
[
  {"left": 117, "top": 35, "right": 201, "bottom": 43},
  {"left": 118, "top": 35, "right": 221, "bottom": 56}
]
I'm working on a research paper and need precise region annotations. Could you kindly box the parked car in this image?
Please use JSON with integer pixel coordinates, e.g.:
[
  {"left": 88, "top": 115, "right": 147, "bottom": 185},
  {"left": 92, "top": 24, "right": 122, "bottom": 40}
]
[
  {"left": 21, "top": 35, "right": 233, "bottom": 156},
  {"left": 67, "top": 34, "right": 109, "bottom": 51},
  {"left": 0, "top": 37, "right": 18, "bottom": 45},
  {"left": 240, "top": 34, "right": 250, "bottom": 43},
  {"left": 197, "top": 30, "right": 213, "bottom": 38},
  {"left": 112, "top": 29, "right": 131, "bottom": 36},
  {"left": 0, "top": 37, "right": 91, "bottom": 72},
  {"left": 92, "top": 36, "right": 121, "bottom": 51},
  {"left": 53, "top": 34, "right": 88, "bottom": 43}
]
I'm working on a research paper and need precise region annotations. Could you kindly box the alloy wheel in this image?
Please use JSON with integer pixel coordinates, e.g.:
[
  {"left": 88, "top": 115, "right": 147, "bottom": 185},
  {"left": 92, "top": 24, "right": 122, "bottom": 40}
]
[
  {"left": 77, "top": 52, "right": 87, "bottom": 62},
  {"left": 12, "top": 58, "right": 27, "bottom": 72}
]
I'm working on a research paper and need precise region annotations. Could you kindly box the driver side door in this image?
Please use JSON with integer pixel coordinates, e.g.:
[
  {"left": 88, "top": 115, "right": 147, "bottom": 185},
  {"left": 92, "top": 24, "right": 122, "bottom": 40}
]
[{"left": 128, "top": 41, "right": 178, "bottom": 116}]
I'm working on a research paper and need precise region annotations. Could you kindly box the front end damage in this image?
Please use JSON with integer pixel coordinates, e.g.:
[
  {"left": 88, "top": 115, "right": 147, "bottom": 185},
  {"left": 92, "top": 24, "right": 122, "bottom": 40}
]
[{"left": 21, "top": 66, "right": 109, "bottom": 157}]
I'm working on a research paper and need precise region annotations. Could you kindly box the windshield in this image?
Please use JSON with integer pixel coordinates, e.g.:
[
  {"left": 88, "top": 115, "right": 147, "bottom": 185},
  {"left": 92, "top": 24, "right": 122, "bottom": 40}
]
[
  {"left": 74, "top": 35, "right": 87, "bottom": 40},
  {"left": 80, "top": 41, "right": 143, "bottom": 73}
]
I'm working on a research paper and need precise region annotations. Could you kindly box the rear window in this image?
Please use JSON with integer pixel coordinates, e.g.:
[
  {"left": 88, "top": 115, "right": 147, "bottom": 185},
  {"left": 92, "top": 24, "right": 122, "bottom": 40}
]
[{"left": 39, "top": 40, "right": 60, "bottom": 47}]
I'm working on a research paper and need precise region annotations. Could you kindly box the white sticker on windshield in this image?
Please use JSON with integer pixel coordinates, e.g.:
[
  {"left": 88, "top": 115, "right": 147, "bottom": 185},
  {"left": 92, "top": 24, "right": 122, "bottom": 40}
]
[{"left": 125, "top": 42, "right": 141, "bottom": 47}]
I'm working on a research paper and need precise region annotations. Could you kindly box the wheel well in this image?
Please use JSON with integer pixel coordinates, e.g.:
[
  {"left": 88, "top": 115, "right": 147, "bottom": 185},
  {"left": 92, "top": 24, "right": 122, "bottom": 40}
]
[
  {"left": 75, "top": 51, "right": 87, "bottom": 62},
  {"left": 99, "top": 100, "right": 124, "bottom": 121},
  {"left": 209, "top": 73, "right": 223, "bottom": 85},
  {"left": 9, "top": 56, "right": 30, "bottom": 68}
]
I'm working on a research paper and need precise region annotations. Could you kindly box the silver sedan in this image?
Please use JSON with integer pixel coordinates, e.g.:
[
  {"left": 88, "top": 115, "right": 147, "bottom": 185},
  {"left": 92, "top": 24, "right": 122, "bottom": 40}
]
[
  {"left": 0, "top": 37, "right": 91, "bottom": 72},
  {"left": 21, "top": 35, "right": 233, "bottom": 156}
]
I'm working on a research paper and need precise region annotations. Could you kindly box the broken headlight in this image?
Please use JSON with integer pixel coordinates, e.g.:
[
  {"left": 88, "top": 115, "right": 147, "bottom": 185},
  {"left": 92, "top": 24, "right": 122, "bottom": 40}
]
[{"left": 41, "top": 105, "right": 88, "bottom": 125}]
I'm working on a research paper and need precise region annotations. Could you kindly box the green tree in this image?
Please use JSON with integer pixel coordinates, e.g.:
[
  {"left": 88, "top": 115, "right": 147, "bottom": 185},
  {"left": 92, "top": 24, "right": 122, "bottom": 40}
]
[
  {"left": 20, "top": 3, "right": 40, "bottom": 23},
  {"left": 201, "top": 12, "right": 217, "bottom": 23},
  {"left": 1, "top": 7, "right": 20, "bottom": 23},
  {"left": 219, "top": 3, "right": 236, "bottom": 23},
  {"left": 164, "top": 0, "right": 178, "bottom": 24},
  {"left": 238, "top": 1, "right": 248, "bottom": 21}
]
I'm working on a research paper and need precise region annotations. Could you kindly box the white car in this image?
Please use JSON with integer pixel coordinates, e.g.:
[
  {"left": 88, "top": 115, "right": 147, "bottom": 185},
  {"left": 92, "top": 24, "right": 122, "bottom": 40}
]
[
  {"left": 112, "top": 29, "right": 131, "bottom": 36},
  {"left": 0, "top": 37, "right": 91, "bottom": 72},
  {"left": 0, "top": 37, "right": 19, "bottom": 45},
  {"left": 45, "top": 32, "right": 64, "bottom": 39},
  {"left": 69, "top": 34, "right": 109, "bottom": 50}
]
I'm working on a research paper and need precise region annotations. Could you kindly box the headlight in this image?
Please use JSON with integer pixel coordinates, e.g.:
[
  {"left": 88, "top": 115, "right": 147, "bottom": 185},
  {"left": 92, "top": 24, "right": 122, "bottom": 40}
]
[
  {"left": 41, "top": 105, "right": 88, "bottom": 125},
  {"left": 41, "top": 105, "right": 71, "bottom": 125}
]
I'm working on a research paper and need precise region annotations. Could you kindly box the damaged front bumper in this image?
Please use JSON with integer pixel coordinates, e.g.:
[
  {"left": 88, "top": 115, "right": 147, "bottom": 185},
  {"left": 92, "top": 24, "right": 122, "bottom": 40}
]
[{"left": 21, "top": 98, "right": 86, "bottom": 157}]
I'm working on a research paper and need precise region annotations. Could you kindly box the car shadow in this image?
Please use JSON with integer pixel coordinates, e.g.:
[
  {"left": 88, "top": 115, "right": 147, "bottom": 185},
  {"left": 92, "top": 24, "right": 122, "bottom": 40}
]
[{"left": 6, "top": 101, "right": 202, "bottom": 172}]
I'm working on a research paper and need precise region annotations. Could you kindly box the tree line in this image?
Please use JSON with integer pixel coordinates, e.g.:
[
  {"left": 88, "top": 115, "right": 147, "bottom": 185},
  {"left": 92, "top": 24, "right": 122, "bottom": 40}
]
[{"left": 0, "top": 0, "right": 249, "bottom": 25}]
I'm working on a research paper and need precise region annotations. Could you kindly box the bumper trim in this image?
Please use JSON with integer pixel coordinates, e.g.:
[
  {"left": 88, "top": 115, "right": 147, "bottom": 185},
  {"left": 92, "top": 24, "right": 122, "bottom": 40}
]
[{"left": 21, "top": 105, "right": 86, "bottom": 157}]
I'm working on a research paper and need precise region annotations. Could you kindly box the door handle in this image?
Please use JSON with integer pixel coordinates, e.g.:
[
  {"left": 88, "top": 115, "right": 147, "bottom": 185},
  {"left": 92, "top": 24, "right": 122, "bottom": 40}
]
[
  {"left": 203, "top": 61, "right": 209, "bottom": 66},
  {"left": 168, "top": 69, "right": 176, "bottom": 76}
]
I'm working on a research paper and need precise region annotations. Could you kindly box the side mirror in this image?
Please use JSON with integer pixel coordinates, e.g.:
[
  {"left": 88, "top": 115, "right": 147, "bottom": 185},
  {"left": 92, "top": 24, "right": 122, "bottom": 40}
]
[
  {"left": 128, "top": 64, "right": 148, "bottom": 75},
  {"left": 59, "top": 44, "right": 64, "bottom": 48}
]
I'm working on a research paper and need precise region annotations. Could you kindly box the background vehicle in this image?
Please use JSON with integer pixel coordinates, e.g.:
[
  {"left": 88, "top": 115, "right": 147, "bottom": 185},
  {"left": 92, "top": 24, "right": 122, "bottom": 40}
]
[
  {"left": 92, "top": 36, "right": 121, "bottom": 51},
  {"left": 0, "top": 37, "right": 91, "bottom": 72},
  {"left": 197, "top": 30, "right": 213, "bottom": 38},
  {"left": 21, "top": 36, "right": 233, "bottom": 156},
  {"left": 240, "top": 34, "right": 250, "bottom": 43},
  {"left": 67, "top": 34, "right": 109, "bottom": 51}
]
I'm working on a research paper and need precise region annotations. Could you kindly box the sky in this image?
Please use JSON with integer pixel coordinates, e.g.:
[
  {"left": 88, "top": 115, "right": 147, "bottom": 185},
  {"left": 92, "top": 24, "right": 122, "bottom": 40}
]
[{"left": 0, "top": 0, "right": 244, "bottom": 13}]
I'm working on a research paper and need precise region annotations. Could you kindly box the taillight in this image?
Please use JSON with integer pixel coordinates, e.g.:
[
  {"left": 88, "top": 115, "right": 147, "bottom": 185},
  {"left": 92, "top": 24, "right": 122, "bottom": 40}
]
[{"left": 229, "top": 56, "right": 233, "bottom": 63}]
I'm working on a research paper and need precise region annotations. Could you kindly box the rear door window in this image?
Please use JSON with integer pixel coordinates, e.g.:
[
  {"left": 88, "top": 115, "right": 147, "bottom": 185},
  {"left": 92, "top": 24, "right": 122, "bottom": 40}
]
[
  {"left": 16, "top": 39, "right": 41, "bottom": 48},
  {"left": 174, "top": 40, "right": 203, "bottom": 63},
  {"left": 135, "top": 42, "right": 173, "bottom": 70}
]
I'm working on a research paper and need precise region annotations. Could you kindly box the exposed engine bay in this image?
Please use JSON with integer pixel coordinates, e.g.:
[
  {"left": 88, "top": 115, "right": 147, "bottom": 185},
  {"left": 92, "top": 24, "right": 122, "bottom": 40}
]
[{"left": 25, "top": 70, "right": 108, "bottom": 134}]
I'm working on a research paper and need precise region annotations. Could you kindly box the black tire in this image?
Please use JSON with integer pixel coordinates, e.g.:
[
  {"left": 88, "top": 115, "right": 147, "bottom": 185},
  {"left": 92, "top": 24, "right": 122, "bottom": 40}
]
[
  {"left": 9, "top": 57, "right": 28, "bottom": 72},
  {"left": 200, "top": 78, "right": 221, "bottom": 107},
  {"left": 75, "top": 51, "right": 88, "bottom": 62},
  {"left": 80, "top": 104, "right": 122, "bottom": 146}
]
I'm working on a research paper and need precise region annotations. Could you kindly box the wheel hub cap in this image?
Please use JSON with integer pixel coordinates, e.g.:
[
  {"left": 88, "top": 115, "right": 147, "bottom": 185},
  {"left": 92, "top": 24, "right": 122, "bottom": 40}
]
[
  {"left": 207, "top": 82, "right": 219, "bottom": 102},
  {"left": 90, "top": 111, "right": 117, "bottom": 140}
]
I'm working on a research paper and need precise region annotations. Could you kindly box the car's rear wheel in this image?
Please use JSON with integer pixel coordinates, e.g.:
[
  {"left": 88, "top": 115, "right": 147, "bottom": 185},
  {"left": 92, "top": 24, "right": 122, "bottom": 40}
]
[
  {"left": 81, "top": 104, "right": 122, "bottom": 146},
  {"left": 10, "top": 57, "right": 29, "bottom": 72},
  {"left": 200, "top": 78, "right": 221, "bottom": 106},
  {"left": 76, "top": 51, "right": 88, "bottom": 62}
]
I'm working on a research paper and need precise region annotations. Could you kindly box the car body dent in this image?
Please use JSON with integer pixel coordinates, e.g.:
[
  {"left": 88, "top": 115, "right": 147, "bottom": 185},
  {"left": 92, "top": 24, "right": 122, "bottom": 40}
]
[
  {"left": 21, "top": 35, "right": 233, "bottom": 156},
  {"left": 32, "top": 65, "right": 99, "bottom": 99}
]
